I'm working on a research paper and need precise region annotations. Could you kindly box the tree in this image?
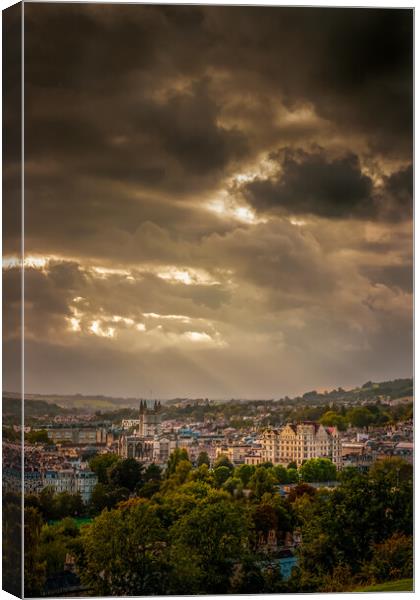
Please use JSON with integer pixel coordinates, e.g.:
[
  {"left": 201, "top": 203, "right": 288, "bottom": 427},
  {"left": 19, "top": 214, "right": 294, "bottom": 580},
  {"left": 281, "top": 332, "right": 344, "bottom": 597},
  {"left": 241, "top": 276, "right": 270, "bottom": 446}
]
[
  {"left": 190, "top": 464, "right": 215, "bottom": 485},
  {"left": 24, "top": 507, "right": 46, "bottom": 597},
  {"left": 214, "top": 454, "right": 234, "bottom": 472},
  {"left": 166, "top": 448, "right": 190, "bottom": 476},
  {"left": 272, "top": 464, "right": 288, "bottom": 483},
  {"left": 252, "top": 503, "right": 278, "bottom": 538},
  {"left": 26, "top": 429, "right": 50, "bottom": 444},
  {"left": 37, "top": 487, "right": 56, "bottom": 521},
  {"left": 319, "top": 411, "right": 348, "bottom": 431},
  {"left": 235, "top": 464, "right": 255, "bottom": 487},
  {"left": 89, "top": 483, "right": 130, "bottom": 515},
  {"left": 81, "top": 499, "right": 169, "bottom": 595},
  {"left": 363, "top": 533, "right": 413, "bottom": 583},
  {"left": 53, "top": 491, "right": 85, "bottom": 519},
  {"left": 299, "top": 458, "right": 337, "bottom": 483},
  {"left": 347, "top": 407, "right": 375, "bottom": 429},
  {"left": 197, "top": 451, "right": 210, "bottom": 467},
  {"left": 89, "top": 453, "right": 119, "bottom": 484},
  {"left": 287, "top": 483, "right": 316, "bottom": 503},
  {"left": 214, "top": 466, "right": 231, "bottom": 488},
  {"left": 144, "top": 463, "right": 162, "bottom": 482},
  {"left": 248, "top": 466, "right": 277, "bottom": 499},
  {"left": 222, "top": 477, "right": 243, "bottom": 497},
  {"left": 369, "top": 457, "right": 412, "bottom": 486},
  {"left": 286, "top": 468, "right": 299, "bottom": 483},
  {"left": 39, "top": 518, "right": 80, "bottom": 578},
  {"left": 170, "top": 496, "right": 251, "bottom": 593},
  {"left": 108, "top": 458, "right": 144, "bottom": 491}
]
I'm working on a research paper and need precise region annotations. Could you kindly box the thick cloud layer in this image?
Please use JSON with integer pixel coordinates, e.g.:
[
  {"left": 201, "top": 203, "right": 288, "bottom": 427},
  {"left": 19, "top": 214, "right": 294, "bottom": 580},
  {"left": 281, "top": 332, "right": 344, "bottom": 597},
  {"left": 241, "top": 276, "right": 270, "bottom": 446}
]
[{"left": 3, "top": 5, "right": 412, "bottom": 397}]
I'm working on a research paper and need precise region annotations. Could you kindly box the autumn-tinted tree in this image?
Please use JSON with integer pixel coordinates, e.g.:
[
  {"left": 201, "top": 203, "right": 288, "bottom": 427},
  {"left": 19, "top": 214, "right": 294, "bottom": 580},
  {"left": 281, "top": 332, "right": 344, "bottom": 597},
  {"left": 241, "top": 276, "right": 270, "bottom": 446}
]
[{"left": 363, "top": 533, "right": 413, "bottom": 583}]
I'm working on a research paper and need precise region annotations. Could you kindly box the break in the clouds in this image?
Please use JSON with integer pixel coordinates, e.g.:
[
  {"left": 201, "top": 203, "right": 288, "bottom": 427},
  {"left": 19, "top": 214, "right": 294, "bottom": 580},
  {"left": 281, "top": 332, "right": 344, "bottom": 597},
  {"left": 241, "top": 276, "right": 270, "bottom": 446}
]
[{"left": 3, "top": 5, "right": 413, "bottom": 398}]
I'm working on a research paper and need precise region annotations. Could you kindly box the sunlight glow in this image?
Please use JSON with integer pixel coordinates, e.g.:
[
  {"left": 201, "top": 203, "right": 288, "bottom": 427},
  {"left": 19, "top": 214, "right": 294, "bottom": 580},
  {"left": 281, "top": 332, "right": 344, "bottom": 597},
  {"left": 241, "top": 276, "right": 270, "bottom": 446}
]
[{"left": 89, "top": 320, "right": 115, "bottom": 338}]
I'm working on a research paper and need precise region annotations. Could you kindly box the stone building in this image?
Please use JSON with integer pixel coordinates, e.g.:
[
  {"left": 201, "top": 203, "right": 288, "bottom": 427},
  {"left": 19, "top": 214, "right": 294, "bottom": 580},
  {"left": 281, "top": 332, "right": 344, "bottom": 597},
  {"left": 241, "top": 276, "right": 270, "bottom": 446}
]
[{"left": 261, "top": 422, "right": 342, "bottom": 468}]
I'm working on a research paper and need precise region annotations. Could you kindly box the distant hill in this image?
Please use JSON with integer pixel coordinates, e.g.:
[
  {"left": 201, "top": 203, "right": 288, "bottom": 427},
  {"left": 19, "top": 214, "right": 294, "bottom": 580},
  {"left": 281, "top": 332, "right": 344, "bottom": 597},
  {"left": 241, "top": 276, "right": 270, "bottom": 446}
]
[
  {"left": 2, "top": 377, "right": 412, "bottom": 415},
  {"left": 292, "top": 378, "right": 413, "bottom": 405},
  {"left": 3, "top": 392, "right": 141, "bottom": 413},
  {"left": 2, "top": 396, "right": 70, "bottom": 421}
]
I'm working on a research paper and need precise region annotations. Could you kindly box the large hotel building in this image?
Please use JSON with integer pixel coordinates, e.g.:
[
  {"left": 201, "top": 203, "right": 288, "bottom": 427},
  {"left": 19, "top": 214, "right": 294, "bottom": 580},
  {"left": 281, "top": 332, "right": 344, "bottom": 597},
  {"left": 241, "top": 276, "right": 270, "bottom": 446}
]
[{"left": 261, "top": 422, "right": 342, "bottom": 468}]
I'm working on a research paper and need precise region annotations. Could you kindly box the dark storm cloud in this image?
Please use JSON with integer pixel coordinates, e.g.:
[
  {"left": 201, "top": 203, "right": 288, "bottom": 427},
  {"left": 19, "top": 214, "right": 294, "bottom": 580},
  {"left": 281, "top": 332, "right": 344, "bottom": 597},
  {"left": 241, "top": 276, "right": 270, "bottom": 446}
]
[
  {"left": 6, "top": 4, "right": 411, "bottom": 397},
  {"left": 360, "top": 264, "right": 413, "bottom": 294},
  {"left": 242, "top": 149, "right": 374, "bottom": 219},
  {"left": 241, "top": 149, "right": 413, "bottom": 221}
]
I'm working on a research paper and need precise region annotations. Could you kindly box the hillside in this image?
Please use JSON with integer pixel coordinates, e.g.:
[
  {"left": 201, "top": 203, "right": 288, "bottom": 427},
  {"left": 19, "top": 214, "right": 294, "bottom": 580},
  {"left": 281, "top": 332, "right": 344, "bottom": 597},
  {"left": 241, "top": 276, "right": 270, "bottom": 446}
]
[{"left": 2, "top": 377, "right": 412, "bottom": 416}]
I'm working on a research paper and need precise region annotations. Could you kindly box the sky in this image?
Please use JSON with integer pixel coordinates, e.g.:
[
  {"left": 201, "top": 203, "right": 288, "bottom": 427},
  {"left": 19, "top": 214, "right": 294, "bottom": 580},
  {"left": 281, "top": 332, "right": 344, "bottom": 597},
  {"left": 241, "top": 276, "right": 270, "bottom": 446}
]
[{"left": 3, "top": 4, "right": 413, "bottom": 398}]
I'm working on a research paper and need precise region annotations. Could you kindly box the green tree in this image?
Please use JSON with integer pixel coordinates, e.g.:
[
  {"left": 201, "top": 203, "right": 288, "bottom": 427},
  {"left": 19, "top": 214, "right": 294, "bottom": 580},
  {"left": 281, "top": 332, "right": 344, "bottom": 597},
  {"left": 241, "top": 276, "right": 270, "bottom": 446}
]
[
  {"left": 170, "top": 495, "right": 251, "bottom": 593},
  {"left": 144, "top": 463, "right": 162, "bottom": 482},
  {"left": 53, "top": 492, "right": 85, "bottom": 519},
  {"left": 235, "top": 464, "right": 255, "bottom": 487},
  {"left": 272, "top": 464, "right": 288, "bottom": 483},
  {"left": 39, "top": 518, "right": 80, "bottom": 578},
  {"left": 286, "top": 468, "right": 299, "bottom": 483},
  {"left": 214, "top": 454, "right": 234, "bottom": 472},
  {"left": 319, "top": 411, "right": 348, "bottom": 431},
  {"left": 222, "top": 476, "right": 244, "bottom": 497},
  {"left": 108, "top": 458, "right": 144, "bottom": 491},
  {"left": 89, "top": 453, "right": 119, "bottom": 484},
  {"left": 81, "top": 499, "right": 169, "bottom": 595},
  {"left": 26, "top": 429, "right": 50, "bottom": 444},
  {"left": 248, "top": 466, "right": 277, "bottom": 499},
  {"left": 299, "top": 458, "right": 337, "bottom": 483},
  {"left": 89, "top": 483, "right": 130, "bottom": 515},
  {"left": 190, "top": 464, "right": 215, "bottom": 485},
  {"left": 197, "top": 451, "right": 210, "bottom": 467},
  {"left": 24, "top": 507, "right": 46, "bottom": 597},
  {"left": 166, "top": 448, "right": 190, "bottom": 476},
  {"left": 347, "top": 407, "right": 375, "bottom": 429},
  {"left": 214, "top": 465, "right": 231, "bottom": 488}
]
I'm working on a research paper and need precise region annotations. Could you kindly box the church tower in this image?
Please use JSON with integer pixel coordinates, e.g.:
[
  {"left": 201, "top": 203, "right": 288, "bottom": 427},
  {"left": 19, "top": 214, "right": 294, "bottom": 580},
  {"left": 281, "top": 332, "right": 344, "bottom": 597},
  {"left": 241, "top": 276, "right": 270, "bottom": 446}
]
[{"left": 139, "top": 400, "right": 162, "bottom": 437}]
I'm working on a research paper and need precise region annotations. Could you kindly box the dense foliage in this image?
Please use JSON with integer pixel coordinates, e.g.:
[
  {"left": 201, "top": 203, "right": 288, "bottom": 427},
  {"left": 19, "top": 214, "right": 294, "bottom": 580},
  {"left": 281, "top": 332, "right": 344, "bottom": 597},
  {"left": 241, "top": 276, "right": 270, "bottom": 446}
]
[{"left": 24, "top": 454, "right": 412, "bottom": 596}]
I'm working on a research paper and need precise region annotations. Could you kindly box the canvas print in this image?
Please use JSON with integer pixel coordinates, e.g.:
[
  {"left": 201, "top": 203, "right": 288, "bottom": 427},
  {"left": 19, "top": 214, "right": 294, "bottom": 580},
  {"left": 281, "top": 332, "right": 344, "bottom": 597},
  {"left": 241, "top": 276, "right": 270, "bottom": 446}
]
[{"left": 2, "top": 3, "right": 413, "bottom": 597}]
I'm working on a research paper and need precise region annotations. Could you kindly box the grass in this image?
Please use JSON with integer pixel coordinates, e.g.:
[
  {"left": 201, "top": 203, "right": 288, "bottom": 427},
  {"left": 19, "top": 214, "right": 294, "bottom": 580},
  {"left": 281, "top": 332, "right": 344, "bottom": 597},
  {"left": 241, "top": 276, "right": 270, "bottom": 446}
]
[
  {"left": 49, "top": 516, "right": 93, "bottom": 528},
  {"left": 353, "top": 579, "right": 413, "bottom": 592}
]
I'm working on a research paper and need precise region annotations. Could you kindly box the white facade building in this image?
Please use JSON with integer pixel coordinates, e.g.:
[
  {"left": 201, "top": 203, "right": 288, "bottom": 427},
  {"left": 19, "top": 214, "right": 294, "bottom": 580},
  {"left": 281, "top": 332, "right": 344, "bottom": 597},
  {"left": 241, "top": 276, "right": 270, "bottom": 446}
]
[
  {"left": 43, "top": 468, "right": 98, "bottom": 502},
  {"left": 261, "top": 422, "right": 342, "bottom": 468}
]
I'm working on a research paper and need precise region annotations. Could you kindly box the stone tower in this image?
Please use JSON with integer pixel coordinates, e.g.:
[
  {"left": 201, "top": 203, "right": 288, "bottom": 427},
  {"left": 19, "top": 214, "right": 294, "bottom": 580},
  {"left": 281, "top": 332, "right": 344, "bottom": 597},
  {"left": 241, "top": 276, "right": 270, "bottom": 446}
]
[{"left": 139, "top": 400, "right": 162, "bottom": 437}]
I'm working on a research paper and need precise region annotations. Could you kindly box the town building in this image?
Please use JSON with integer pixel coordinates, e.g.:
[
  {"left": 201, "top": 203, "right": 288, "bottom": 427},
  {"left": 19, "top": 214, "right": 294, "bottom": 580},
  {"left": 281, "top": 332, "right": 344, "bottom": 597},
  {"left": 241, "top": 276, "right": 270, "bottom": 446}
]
[
  {"left": 43, "top": 468, "right": 98, "bottom": 502},
  {"left": 261, "top": 422, "right": 342, "bottom": 468},
  {"left": 46, "top": 428, "right": 98, "bottom": 445}
]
